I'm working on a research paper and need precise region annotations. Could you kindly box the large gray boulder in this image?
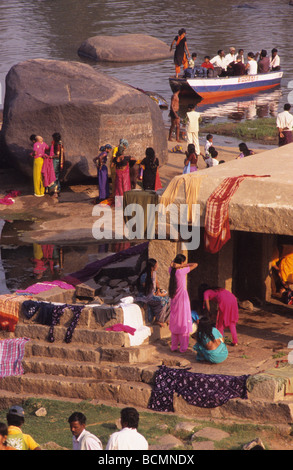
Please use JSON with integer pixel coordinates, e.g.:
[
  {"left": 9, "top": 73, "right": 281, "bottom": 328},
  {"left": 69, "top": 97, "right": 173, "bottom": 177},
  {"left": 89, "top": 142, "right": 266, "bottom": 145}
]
[
  {"left": 2, "top": 59, "right": 168, "bottom": 183},
  {"left": 78, "top": 34, "right": 173, "bottom": 62}
]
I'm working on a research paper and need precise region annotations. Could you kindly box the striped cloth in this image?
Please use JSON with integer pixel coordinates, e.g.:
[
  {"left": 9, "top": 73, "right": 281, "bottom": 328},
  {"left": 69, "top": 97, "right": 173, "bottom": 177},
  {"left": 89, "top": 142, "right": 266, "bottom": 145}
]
[
  {"left": 204, "top": 175, "right": 270, "bottom": 254},
  {"left": 0, "top": 337, "right": 29, "bottom": 378}
]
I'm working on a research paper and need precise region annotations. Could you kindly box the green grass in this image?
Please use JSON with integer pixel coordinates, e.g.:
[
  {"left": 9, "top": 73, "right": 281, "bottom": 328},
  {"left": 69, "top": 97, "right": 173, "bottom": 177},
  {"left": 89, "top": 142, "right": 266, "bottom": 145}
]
[
  {"left": 0, "top": 398, "right": 291, "bottom": 450},
  {"left": 200, "top": 117, "right": 278, "bottom": 144}
]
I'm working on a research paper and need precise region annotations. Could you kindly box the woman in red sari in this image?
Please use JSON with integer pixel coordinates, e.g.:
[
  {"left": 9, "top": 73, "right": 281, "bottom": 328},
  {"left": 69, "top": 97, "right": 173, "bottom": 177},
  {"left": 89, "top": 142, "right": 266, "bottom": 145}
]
[{"left": 112, "top": 145, "right": 136, "bottom": 199}]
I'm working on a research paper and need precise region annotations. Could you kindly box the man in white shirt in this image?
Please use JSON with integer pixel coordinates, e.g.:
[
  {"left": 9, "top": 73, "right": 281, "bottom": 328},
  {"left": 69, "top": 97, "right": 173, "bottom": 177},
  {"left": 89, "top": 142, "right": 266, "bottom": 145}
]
[
  {"left": 68, "top": 412, "right": 103, "bottom": 450},
  {"left": 106, "top": 407, "right": 148, "bottom": 450},
  {"left": 276, "top": 103, "right": 293, "bottom": 146},
  {"left": 245, "top": 52, "right": 257, "bottom": 75},
  {"left": 270, "top": 48, "right": 281, "bottom": 71},
  {"left": 210, "top": 49, "right": 228, "bottom": 74},
  {"left": 186, "top": 103, "right": 201, "bottom": 155},
  {"left": 225, "top": 47, "right": 237, "bottom": 66}
]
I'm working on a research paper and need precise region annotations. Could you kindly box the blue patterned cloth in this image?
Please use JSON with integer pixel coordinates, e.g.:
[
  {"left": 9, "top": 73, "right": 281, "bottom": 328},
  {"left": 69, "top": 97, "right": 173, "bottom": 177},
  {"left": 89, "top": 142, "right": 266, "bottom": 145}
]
[{"left": 148, "top": 365, "right": 249, "bottom": 412}]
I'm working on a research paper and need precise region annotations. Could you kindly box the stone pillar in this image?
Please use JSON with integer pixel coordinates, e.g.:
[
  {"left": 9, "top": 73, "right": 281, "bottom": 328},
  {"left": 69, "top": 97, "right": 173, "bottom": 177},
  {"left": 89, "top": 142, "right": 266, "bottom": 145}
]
[{"left": 148, "top": 240, "right": 182, "bottom": 291}]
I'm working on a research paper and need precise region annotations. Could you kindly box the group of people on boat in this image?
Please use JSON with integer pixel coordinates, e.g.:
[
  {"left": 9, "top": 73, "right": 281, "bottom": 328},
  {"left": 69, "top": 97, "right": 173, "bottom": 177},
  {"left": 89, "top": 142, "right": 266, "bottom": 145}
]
[
  {"left": 30, "top": 133, "right": 65, "bottom": 198},
  {"left": 170, "top": 28, "right": 280, "bottom": 79},
  {"left": 137, "top": 255, "right": 239, "bottom": 364}
]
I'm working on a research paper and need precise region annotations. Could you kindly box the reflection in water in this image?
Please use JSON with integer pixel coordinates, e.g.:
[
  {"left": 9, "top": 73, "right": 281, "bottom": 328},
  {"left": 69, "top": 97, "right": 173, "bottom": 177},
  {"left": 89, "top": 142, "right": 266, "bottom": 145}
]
[{"left": 0, "top": 220, "right": 133, "bottom": 294}]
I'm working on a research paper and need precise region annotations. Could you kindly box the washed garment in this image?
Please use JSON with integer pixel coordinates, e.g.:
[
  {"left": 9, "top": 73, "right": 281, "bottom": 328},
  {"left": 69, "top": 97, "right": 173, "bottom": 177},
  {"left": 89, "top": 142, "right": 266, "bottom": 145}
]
[
  {"left": 16, "top": 280, "right": 74, "bottom": 294},
  {"left": 0, "top": 337, "right": 30, "bottom": 378},
  {"left": 63, "top": 242, "right": 148, "bottom": 286},
  {"left": 0, "top": 294, "right": 32, "bottom": 331},
  {"left": 204, "top": 175, "right": 270, "bottom": 253},
  {"left": 160, "top": 173, "right": 204, "bottom": 222},
  {"left": 148, "top": 365, "right": 249, "bottom": 412}
]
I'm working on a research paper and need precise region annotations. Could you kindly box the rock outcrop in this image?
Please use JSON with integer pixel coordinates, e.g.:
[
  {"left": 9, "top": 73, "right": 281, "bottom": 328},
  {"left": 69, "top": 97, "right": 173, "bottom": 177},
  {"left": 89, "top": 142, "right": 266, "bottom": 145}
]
[
  {"left": 78, "top": 34, "right": 173, "bottom": 63},
  {"left": 2, "top": 59, "right": 168, "bottom": 183}
]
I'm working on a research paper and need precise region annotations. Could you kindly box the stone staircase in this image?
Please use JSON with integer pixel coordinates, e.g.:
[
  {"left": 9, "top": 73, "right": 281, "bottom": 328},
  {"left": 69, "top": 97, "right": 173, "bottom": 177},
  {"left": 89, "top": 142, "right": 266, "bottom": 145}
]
[
  {"left": 2, "top": 297, "right": 293, "bottom": 426},
  {"left": 0, "top": 300, "right": 169, "bottom": 411}
]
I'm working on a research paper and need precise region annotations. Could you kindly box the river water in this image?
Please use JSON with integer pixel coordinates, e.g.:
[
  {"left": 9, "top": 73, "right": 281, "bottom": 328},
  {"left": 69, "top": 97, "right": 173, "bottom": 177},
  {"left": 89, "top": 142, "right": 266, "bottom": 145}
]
[
  {"left": 1, "top": 0, "right": 293, "bottom": 293},
  {"left": 0, "top": 0, "right": 293, "bottom": 124}
]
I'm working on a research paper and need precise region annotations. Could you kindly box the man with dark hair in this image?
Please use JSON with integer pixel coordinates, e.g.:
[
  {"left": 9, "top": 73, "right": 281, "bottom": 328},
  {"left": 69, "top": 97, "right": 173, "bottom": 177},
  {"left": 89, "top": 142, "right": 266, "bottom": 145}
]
[
  {"left": 276, "top": 103, "right": 293, "bottom": 146},
  {"left": 68, "top": 411, "right": 103, "bottom": 450},
  {"left": 6, "top": 405, "right": 41, "bottom": 450},
  {"left": 106, "top": 407, "right": 148, "bottom": 450}
]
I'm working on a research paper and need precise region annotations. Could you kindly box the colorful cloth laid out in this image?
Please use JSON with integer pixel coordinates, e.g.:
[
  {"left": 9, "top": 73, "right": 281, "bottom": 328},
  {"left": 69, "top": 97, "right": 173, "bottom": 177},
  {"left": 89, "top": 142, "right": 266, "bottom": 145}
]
[
  {"left": 105, "top": 324, "right": 136, "bottom": 335},
  {"left": 204, "top": 175, "right": 270, "bottom": 254},
  {"left": 16, "top": 280, "right": 74, "bottom": 295},
  {"left": 0, "top": 337, "right": 30, "bottom": 378},
  {"left": 160, "top": 173, "right": 204, "bottom": 222},
  {"left": 62, "top": 242, "right": 148, "bottom": 286},
  {"left": 0, "top": 294, "right": 32, "bottom": 332},
  {"left": 148, "top": 365, "right": 249, "bottom": 412},
  {"left": 21, "top": 300, "right": 83, "bottom": 343},
  {"left": 0, "top": 190, "right": 21, "bottom": 205}
]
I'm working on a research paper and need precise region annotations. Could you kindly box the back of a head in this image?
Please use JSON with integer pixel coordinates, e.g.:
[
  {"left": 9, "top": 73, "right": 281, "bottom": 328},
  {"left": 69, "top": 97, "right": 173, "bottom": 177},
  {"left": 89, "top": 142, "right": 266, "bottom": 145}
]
[{"left": 121, "top": 407, "right": 139, "bottom": 429}]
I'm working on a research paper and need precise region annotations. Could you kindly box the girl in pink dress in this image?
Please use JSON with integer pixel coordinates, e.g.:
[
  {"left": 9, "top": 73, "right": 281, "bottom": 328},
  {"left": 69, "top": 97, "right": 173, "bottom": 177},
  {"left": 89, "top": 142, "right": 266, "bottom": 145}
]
[
  {"left": 200, "top": 284, "right": 239, "bottom": 346},
  {"left": 168, "top": 254, "right": 198, "bottom": 353}
]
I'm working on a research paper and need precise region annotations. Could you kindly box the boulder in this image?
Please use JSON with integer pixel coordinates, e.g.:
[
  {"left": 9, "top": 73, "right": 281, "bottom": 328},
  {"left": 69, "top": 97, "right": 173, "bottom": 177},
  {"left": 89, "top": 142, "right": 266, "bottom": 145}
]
[
  {"left": 2, "top": 59, "right": 168, "bottom": 183},
  {"left": 78, "top": 34, "right": 173, "bottom": 63}
]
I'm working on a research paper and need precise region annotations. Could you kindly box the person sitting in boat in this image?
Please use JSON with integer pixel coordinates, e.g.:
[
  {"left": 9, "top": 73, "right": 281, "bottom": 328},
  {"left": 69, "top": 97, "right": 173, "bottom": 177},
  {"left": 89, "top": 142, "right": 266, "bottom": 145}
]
[
  {"left": 210, "top": 49, "right": 228, "bottom": 76},
  {"left": 225, "top": 47, "right": 237, "bottom": 66},
  {"left": 227, "top": 56, "right": 246, "bottom": 76},
  {"left": 256, "top": 49, "right": 270, "bottom": 74},
  {"left": 184, "top": 53, "right": 208, "bottom": 78},
  {"left": 270, "top": 48, "right": 281, "bottom": 71},
  {"left": 236, "top": 49, "right": 245, "bottom": 63},
  {"left": 200, "top": 56, "right": 215, "bottom": 77},
  {"left": 245, "top": 52, "right": 257, "bottom": 75}
]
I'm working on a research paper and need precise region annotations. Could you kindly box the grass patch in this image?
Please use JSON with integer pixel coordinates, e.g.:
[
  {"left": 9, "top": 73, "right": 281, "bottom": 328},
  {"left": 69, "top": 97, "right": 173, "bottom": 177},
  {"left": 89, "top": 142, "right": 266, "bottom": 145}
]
[
  {"left": 0, "top": 398, "right": 291, "bottom": 450},
  {"left": 200, "top": 117, "right": 278, "bottom": 144}
]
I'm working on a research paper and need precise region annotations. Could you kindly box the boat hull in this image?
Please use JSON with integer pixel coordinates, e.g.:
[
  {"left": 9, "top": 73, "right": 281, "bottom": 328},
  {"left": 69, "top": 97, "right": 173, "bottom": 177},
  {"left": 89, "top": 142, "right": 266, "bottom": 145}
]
[{"left": 169, "top": 71, "right": 283, "bottom": 99}]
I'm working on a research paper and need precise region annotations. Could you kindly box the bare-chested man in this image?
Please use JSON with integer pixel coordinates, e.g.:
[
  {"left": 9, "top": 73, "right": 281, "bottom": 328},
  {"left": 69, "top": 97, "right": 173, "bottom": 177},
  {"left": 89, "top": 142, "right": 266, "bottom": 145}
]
[{"left": 168, "top": 87, "right": 181, "bottom": 142}]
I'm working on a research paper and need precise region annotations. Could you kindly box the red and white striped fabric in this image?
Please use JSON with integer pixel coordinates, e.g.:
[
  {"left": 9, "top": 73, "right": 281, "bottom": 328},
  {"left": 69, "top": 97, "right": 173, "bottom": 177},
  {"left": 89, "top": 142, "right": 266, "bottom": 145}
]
[
  {"left": 204, "top": 175, "right": 270, "bottom": 254},
  {"left": 0, "top": 337, "right": 30, "bottom": 378}
]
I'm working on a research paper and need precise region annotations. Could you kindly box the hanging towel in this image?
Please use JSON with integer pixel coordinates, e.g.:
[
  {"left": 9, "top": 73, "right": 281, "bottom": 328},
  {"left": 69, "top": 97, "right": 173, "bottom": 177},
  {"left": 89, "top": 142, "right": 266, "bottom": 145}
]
[
  {"left": 0, "top": 337, "right": 30, "bottom": 378},
  {"left": 204, "top": 175, "right": 270, "bottom": 254}
]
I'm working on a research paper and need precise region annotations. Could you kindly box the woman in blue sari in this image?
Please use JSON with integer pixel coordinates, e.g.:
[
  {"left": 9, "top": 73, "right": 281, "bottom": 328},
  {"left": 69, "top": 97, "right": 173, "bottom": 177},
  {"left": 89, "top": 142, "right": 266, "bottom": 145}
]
[{"left": 193, "top": 316, "right": 228, "bottom": 364}]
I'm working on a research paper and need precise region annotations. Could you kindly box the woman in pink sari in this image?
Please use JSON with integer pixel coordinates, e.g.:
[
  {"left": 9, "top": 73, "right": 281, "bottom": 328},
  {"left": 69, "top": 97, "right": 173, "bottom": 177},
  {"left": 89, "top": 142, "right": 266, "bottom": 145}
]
[
  {"left": 199, "top": 284, "right": 239, "bottom": 346},
  {"left": 112, "top": 145, "right": 136, "bottom": 200},
  {"left": 168, "top": 254, "right": 198, "bottom": 353}
]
